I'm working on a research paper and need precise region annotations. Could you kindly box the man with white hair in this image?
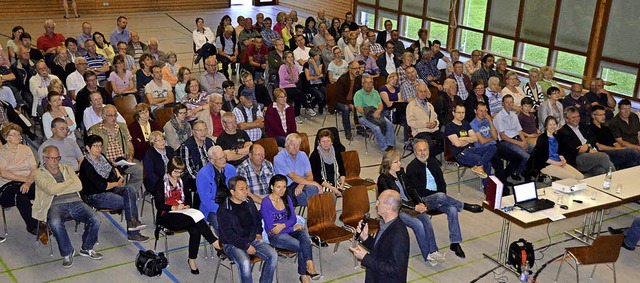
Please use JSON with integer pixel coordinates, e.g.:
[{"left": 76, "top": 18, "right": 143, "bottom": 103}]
[
  {"left": 66, "top": 57, "right": 88, "bottom": 100},
  {"left": 199, "top": 57, "right": 227, "bottom": 95},
  {"left": 29, "top": 60, "right": 59, "bottom": 116},
  {"left": 196, "top": 145, "right": 237, "bottom": 233},
  {"left": 315, "top": 8, "right": 330, "bottom": 27},
  {"left": 274, "top": 133, "right": 321, "bottom": 207},
  {"left": 145, "top": 38, "right": 166, "bottom": 65},
  {"left": 37, "top": 20, "right": 65, "bottom": 55}
]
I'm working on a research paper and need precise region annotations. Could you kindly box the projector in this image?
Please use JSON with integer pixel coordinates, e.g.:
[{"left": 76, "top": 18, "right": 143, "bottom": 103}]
[{"left": 552, "top": 178, "right": 586, "bottom": 193}]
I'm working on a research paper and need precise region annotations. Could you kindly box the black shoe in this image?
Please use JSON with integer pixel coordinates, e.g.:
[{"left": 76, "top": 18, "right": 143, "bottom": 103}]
[
  {"left": 311, "top": 237, "right": 328, "bottom": 247},
  {"left": 450, "top": 243, "right": 466, "bottom": 258},
  {"left": 608, "top": 226, "right": 624, "bottom": 234},
  {"left": 306, "top": 271, "right": 321, "bottom": 280},
  {"left": 511, "top": 174, "right": 522, "bottom": 181},
  {"left": 463, "top": 203, "right": 484, "bottom": 213},
  {"left": 345, "top": 132, "right": 353, "bottom": 141},
  {"left": 193, "top": 55, "right": 202, "bottom": 65},
  {"left": 622, "top": 242, "right": 635, "bottom": 251},
  {"left": 188, "top": 260, "right": 200, "bottom": 275}
]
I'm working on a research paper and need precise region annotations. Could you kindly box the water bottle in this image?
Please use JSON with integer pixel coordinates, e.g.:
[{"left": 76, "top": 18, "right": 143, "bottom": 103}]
[
  {"left": 603, "top": 167, "right": 613, "bottom": 191},
  {"left": 520, "top": 264, "right": 529, "bottom": 282}
]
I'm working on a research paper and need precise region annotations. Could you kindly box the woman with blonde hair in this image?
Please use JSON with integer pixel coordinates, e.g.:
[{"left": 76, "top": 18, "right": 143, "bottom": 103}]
[
  {"left": 501, "top": 70, "right": 526, "bottom": 112},
  {"left": 327, "top": 46, "right": 347, "bottom": 83},
  {"left": 51, "top": 46, "right": 75, "bottom": 86},
  {"left": 538, "top": 66, "right": 566, "bottom": 99}
]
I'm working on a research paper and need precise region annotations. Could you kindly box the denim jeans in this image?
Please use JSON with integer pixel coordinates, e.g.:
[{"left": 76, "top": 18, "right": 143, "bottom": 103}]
[
  {"left": 606, "top": 148, "right": 640, "bottom": 170},
  {"left": 309, "top": 85, "right": 326, "bottom": 114},
  {"left": 456, "top": 145, "right": 497, "bottom": 190},
  {"left": 122, "top": 163, "right": 143, "bottom": 192},
  {"left": 358, "top": 115, "right": 396, "bottom": 151},
  {"left": 268, "top": 229, "right": 313, "bottom": 275},
  {"left": 87, "top": 186, "right": 139, "bottom": 236},
  {"left": 398, "top": 212, "right": 437, "bottom": 260},
  {"left": 292, "top": 185, "right": 319, "bottom": 207},
  {"left": 47, "top": 201, "right": 101, "bottom": 257},
  {"left": 421, "top": 193, "right": 463, "bottom": 243},
  {"left": 335, "top": 103, "right": 352, "bottom": 133},
  {"left": 625, "top": 218, "right": 640, "bottom": 249},
  {"left": 206, "top": 212, "right": 219, "bottom": 236},
  {"left": 223, "top": 239, "right": 277, "bottom": 283},
  {"left": 576, "top": 152, "right": 614, "bottom": 176},
  {"left": 497, "top": 140, "right": 534, "bottom": 174}
]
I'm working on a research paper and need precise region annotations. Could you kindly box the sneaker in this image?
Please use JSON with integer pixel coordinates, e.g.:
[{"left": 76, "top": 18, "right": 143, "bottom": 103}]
[
  {"left": 295, "top": 116, "right": 304, "bottom": 124},
  {"left": 79, "top": 249, "right": 103, "bottom": 260},
  {"left": 307, "top": 108, "right": 317, "bottom": 117},
  {"left": 127, "top": 219, "right": 147, "bottom": 231},
  {"left": 128, "top": 234, "right": 150, "bottom": 243},
  {"left": 471, "top": 165, "right": 488, "bottom": 179},
  {"left": 427, "top": 251, "right": 446, "bottom": 263},
  {"left": 62, "top": 249, "right": 75, "bottom": 268}
]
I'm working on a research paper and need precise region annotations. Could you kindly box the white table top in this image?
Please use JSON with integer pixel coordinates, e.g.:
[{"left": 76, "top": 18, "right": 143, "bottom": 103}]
[
  {"left": 484, "top": 187, "right": 621, "bottom": 228},
  {"left": 582, "top": 166, "right": 640, "bottom": 202}
]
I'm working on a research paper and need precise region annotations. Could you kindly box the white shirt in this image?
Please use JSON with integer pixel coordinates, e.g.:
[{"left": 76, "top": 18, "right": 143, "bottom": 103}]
[
  {"left": 385, "top": 53, "right": 396, "bottom": 75},
  {"left": 83, "top": 105, "right": 125, "bottom": 130},
  {"left": 29, "top": 73, "right": 60, "bottom": 116},
  {"left": 193, "top": 27, "right": 216, "bottom": 51},
  {"left": 293, "top": 46, "right": 310, "bottom": 75},
  {"left": 43, "top": 107, "right": 77, "bottom": 140},
  {"left": 145, "top": 79, "right": 173, "bottom": 111},
  {"left": 66, "top": 71, "right": 86, "bottom": 97}
]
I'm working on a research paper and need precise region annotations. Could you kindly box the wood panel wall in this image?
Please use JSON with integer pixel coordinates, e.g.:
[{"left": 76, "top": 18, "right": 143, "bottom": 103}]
[
  {"left": 0, "top": 0, "right": 230, "bottom": 19},
  {"left": 278, "top": 0, "right": 354, "bottom": 21}
]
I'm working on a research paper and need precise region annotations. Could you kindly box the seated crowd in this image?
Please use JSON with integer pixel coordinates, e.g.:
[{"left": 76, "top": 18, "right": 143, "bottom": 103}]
[{"left": 0, "top": 7, "right": 639, "bottom": 282}]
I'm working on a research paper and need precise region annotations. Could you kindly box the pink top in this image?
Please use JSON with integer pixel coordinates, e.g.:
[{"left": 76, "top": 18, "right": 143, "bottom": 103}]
[{"left": 108, "top": 70, "right": 133, "bottom": 97}]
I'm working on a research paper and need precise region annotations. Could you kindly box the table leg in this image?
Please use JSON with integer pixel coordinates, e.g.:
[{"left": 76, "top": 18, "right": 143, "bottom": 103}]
[{"left": 484, "top": 218, "right": 519, "bottom": 275}]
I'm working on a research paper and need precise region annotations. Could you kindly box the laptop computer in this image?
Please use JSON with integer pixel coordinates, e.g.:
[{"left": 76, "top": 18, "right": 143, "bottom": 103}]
[{"left": 513, "top": 182, "right": 555, "bottom": 213}]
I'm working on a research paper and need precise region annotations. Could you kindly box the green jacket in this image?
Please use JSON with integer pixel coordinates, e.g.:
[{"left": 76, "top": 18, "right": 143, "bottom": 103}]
[
  {"left": 88, "top": 122, "right": 132, "bottom": 160},
  {"left": 32, "top": 164, "right": 82, "bottom": 221}
]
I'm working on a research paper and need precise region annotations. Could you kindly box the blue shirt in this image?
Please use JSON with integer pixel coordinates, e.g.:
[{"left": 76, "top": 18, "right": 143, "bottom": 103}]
[
  {"left": 274, "top": 150, "right": 312, "bottom": 186},
  {"left": 76, "top": 33, "right": 93, "bottom": 56},
  {"left": 425, "top": 161, "right": 437, "bottom": 191},
  {"left": 110, "top": 28, "right": 130, "bottom": 48},
  {"left": 548, "top": 136, "right": 561, "bottom": 162},
  {"left": 470, "top": 118, "right": 496, "bottom": 147}
]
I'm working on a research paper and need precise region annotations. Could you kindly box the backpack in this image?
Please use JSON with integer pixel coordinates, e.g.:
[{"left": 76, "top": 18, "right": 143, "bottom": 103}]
[{"left": 135, "top": 250, "right": 168, "bottom": 277}]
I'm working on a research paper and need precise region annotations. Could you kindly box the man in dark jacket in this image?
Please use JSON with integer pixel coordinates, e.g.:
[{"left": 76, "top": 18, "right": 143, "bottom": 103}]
[
  {"left": 217, "top": 176, "right": 277, "bottom": 283},
  {"left": 335, "top": 61, "right": 362, "bottom": 140},
  {"left": 556, "top": 106, "right": 614, "bottom": 176},
  {"left": 350, "top": 190, "right": 409, "bottom": 283},
  {"left": 406, "top": 140, "right": 483, "bottom": 259}
]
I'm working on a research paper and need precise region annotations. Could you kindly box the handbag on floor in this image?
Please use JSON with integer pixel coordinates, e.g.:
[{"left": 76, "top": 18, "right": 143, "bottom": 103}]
[{"left": 135, "top": 250, "right": 168, "bottom": 277}]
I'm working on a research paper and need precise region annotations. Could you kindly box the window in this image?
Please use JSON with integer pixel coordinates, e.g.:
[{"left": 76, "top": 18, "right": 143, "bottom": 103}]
[
  {"left": 490, "top": 36, "right": 514, "bottom": 58},
  {"left": 600, "top": 63, "right": 638, "bottom": 97},
  {"left": 402, "top": 0, "right": 424, "bottom": 17},
  {"left": 519, "top": 0, "right": 555, "bottom": 44},
  {"left": 356, "top": 6, "right": 376, "bottom": 28},
  {"left": 428, "top": 21, "right": 448, "bottom": 46},
  {"left": 487, "top": 0, "right": 519, "bottom": 37},
  {"left": 461, "top": 0, "right": 487, "bottom": 30},
  {"left": 427, "top": 0, "right": 451, "bottom": 21},
  {"left": 458, "top": 28, "right": 483, "bottom": 54},
  {"left": 602, "top": 1, "right": 640, "bottom": 64},
  {"left": 378, "top": 11, "right": 398, "bottom": 32},
  {"left": 402, "top": 16, "right": 422, "bottom": 40},
  {"left": 519, "top": 43, "right": 548, "bottom": 70},
  {"left": 358, "top": 0, "right": 375, "bottom": 5},
  {"left": 555, "top": 51, "right": 586, "bottom": 82},
  {"left": 379, "top": 0, "right": 399, "bottom": 11},
  {"left": 555, "top": 0, "right": 596, "bottom": 53}
]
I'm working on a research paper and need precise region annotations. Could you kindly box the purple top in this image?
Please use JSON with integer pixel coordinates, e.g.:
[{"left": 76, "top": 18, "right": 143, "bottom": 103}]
[
  {"left": 379, "top": 85, "right": 400, "bottom": 110},
  {"left": 278, "top": 64, "right": 299, "bottom": 89},
  {"left": 260, "top": 195, "right": 297, "bottom": 234},
  {"left": 108, "top": 70, "right": 133, "bottom": 97},
  {"left": 518, "top": 112, "right": 537, "bottom": 135},
  {"left": 356, "top": 54, "right": 379, "bottom": 75}
]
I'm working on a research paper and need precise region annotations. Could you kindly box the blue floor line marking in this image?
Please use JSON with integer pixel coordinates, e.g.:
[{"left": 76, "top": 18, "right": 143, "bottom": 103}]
[{"left": 102, "top": 212, "right": 180, "bottom": 283}]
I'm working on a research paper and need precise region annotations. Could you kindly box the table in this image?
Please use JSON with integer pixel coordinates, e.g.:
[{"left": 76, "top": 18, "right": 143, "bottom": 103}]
[
  {"left": 582, "top": 167, "right": 640, "bottom": 203},
  {"left": 482, "top": 186, "right": 621, "bottom": 274}
]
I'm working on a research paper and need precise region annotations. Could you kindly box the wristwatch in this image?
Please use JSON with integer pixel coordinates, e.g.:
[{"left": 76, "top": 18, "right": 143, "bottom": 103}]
[{"left": 234, "top": 148, "right": 239, "bottom": 154}]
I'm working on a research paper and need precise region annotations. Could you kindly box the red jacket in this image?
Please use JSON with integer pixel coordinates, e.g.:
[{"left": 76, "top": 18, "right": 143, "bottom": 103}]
[{"left": 264, "top": 103, "right": 297, "bottom": 138}]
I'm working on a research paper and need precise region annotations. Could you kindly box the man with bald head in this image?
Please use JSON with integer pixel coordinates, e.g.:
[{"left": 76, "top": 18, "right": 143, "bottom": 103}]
[
  {"left": 350, "top": 189, "right": 409, "bottom": 282},
  {"left": 237, "top": 143, "right": 274, "bottom": 204},
  {"left": 145, "top": 38, "right": 166, "bottom": 65},
  {"left": 126, "top": 31, "right": 149, "bottom": 61},
  {"left": 335, "top": 60, "right": 363, "bottom": 140},
  {"left": 407, "top": 84, "right": 444, "bottom": 157},
  {"left": 87, "top": 104, "right": 143, "bottom": 193},
  {"left": 66, "top": 56, "right": 88, "bottom": 100},
  {"left": 37, "top": 20, "right": 65, "bottom": 55},
  {"left": 315, "top": 8, "right": 330, "bottom": 27},
  {"left": 199, "top": 56, "right": 226, "bottom": 95}
]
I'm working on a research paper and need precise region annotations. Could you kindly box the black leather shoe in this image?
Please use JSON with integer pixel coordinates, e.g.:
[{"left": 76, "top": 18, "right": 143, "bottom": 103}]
[
  {"left": 511, "top": 174, "right": 522, "bottom": 181},
  {"left": 188, "top": 260, "right": 199, "bottom": 275},
  {"left": 450, "top": 243, "right": 466, "bottom": 258},
  {"left": 463, "top": 203, "right": 484, "bottom": 213},
  {"left": 608, "top": 226, "right": 624, "bottom": 234}
]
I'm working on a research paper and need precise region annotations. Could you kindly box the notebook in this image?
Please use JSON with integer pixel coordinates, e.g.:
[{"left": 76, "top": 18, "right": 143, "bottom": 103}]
[
  {"left": 513, "top": 182, "right": 555, "bottom": 213},
  {"left": 485, "top": 176, "right": 503, "bottom": 209}
]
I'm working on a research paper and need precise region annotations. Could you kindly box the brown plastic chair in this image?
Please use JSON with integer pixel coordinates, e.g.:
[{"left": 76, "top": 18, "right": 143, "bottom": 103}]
[
  {"left": 341, "top": 185, "right": 379, "bottom": 234},
  {"left": 307, "top": 193, "right": 353, "bottom": 274},
  {"left": 443, "top": 141, "right": 469, "bottom": 194},
  {"left": 299, "top": 132, "right": 310, "bottom": 156},
  {"left": 322, "top": 83, "right": 339, "bottom": 128},
  {"left": 254, "top": 137, "right": 279, "bottom": 163},
  {"left": 213, "top": 247, "right": 263, "bottom": 283},
  {"left": 154, "top": 107, "right": 174, "bottom": 129},
  {"left": 554, "top": 234, "right": 625, "bottom": 283},
  {"left": 114, "top": 95, "right": 137, "bottom": 125},
  {"left": 341, "top": 150, "right": 377, "bottom": 190}
]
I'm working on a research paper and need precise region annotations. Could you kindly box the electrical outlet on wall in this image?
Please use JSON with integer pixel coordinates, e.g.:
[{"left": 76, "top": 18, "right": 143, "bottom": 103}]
[{"left": 103, "top": 2, "right": 110, "bottom": 6}]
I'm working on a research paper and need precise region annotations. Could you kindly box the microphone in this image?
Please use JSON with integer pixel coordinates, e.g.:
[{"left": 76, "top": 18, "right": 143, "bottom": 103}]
[{"left": 354, "top": 213, "right": 370, "bottom": 241}]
